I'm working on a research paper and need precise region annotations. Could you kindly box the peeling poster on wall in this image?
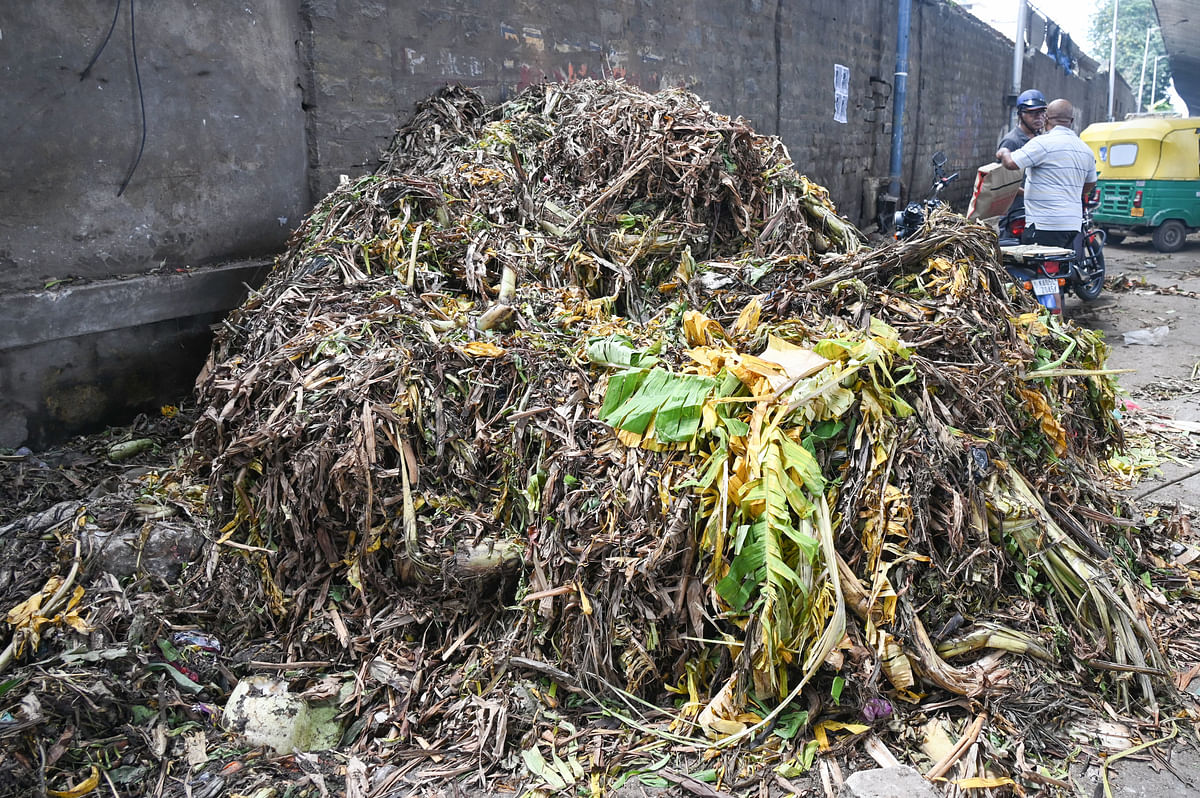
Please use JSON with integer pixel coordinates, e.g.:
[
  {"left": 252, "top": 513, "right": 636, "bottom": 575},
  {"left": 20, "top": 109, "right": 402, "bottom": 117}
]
[{"left": 834, "top": 64, "right": 849, "bottom": 124}]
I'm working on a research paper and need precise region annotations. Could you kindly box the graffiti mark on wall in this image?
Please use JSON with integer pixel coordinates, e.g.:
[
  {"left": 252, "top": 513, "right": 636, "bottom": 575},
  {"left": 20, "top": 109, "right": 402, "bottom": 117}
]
[
  {"left": 404, "top": 48, "right": 425, "bottom": 75},
  {"left": 522, "top": 27, "right": 544, "bottom": 52},
  {"left": 437, "top": 50, "right": 484, "bottom": 78},
  {"left": 555, "top": 62, "right": 590, "bottom": 82},
  {"left": 404, "top": 20, "right": 673, "bottom": 97}
]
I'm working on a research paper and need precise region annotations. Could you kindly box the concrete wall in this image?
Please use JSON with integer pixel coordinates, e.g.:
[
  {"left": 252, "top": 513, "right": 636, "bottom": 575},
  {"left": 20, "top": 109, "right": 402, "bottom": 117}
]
[
  {"left": 0, "top": 3, "right": 308, "bottom": 292},
  {"left": 0, "top": 0, "right": 1134, "bottom": 448},
  {"left": 0, "top": 262, "right": 270, "bottom": 448}
]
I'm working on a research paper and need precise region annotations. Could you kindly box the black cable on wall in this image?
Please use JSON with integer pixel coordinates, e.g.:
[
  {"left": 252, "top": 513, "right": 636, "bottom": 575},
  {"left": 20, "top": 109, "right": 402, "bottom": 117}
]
[{"left": 79, "top": 0, "right": 147, "bottom": 196}]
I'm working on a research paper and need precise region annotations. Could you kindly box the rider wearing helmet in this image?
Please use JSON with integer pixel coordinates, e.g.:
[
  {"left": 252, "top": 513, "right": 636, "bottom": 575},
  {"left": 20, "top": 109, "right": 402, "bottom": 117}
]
[
  {"left": 996, "top": 89, "right": 1047, "bottom": 218},
  {"left": 999, "top": 89, "right": 1047, "bottom": 151},
  {"left": 997, "top": 98, "right": 1096, "bottom": 249}
]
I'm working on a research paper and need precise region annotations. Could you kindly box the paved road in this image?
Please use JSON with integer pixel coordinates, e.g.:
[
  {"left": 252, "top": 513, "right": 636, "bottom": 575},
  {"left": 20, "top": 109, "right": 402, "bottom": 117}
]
[
  {"left": 1064, "top": 233, "right": 1200, "bottom": 797},
  {"left": 1071, "top": 235, "right": 1200, "bottom": 507}
]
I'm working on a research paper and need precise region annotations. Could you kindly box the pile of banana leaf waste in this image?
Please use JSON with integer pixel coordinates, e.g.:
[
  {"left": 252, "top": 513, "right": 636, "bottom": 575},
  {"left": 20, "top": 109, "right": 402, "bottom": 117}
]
[{"left": 155, "top": 80, "right": 1198, "bottom": 791}]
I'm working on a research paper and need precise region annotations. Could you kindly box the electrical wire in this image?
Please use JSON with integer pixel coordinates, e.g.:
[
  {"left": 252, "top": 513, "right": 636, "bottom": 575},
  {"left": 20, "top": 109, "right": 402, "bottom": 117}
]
[
  {"left": 78, "top": 0, "right": 147, "bottom": 196},
  {"left": 79, "top": 0, "right": 122, "bottom": 81},
  {"left": 117, "top": 0, "right": 146, "bottom": 196}
]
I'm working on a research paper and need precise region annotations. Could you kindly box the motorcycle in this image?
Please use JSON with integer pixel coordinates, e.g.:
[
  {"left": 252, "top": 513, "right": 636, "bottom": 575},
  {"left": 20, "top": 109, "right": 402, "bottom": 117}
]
[
  {"left": 996, "top": 196, "right": 1106, "bottom": 310},
  {"left": 893, "top": 151, "right": 958, "bottom": 240},
  {"left": 896, "top": 152, "right": 1105, "bottom": 313}
]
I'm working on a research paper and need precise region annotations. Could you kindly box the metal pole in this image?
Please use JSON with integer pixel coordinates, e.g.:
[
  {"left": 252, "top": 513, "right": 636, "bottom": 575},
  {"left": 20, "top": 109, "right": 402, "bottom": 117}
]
[
  {"left": 1010, "top": 0, "right": 1027, "bottom": 130},
  {"left": 1151, "top": 55, "right": 1168, "bottom": 110},
  {"left": 886, "top": 0, "right": 912, "bottom": 205},
  {"left": 1107, "top": 0, "right": 1119, "bottom": 121},
  {"left": 1136, "top": 26, "right": 1158, "bottom": 112}
]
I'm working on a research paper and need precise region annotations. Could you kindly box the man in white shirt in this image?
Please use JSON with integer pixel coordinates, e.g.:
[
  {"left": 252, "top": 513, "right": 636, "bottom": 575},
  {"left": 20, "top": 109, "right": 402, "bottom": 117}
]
[{"left": 995, "top": 98, "right": 1096, "bottom": 248}]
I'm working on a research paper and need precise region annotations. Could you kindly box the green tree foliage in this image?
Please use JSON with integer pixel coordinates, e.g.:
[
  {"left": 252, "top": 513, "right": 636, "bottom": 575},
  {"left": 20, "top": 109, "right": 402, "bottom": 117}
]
[{"left": 1088, "top": 0, "right": 1171, "bottom": 111}]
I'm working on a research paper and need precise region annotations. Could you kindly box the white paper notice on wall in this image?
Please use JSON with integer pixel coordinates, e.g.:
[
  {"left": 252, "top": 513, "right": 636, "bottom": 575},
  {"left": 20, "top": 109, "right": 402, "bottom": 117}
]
[{"left": 834, "top": 64, "right": 850, "bottom": 124}]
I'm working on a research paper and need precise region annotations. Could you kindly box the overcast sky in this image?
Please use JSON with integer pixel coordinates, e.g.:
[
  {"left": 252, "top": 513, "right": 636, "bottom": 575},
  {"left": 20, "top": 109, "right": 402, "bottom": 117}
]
[
  {"left": 960, "top": 0, "right": 1185, "bottom": 113},
  {"left": 962, "top": 0, "right": 1188, "bottom": 114},
  {"left": 962, "top": 0, "right": 1104, "bottom": 56}
]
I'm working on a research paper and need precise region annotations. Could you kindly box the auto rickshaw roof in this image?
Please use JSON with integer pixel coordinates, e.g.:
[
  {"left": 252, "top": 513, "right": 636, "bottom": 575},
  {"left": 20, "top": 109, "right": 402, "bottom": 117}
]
[
  {"left": 1081, "top": 117, "right": 1200, "bottom": 143},
  {"left": 1081, "top": 117, "right": 1200, "bottom": 181}
]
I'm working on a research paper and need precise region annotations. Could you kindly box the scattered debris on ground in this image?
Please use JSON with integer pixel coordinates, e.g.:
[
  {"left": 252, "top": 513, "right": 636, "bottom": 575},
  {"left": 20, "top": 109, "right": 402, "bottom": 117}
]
[
  {"left": 1106, "top": 273, "right": 1200, "bottom": 299},
  {"left": 0, "top": 409, "right": 189, "bottom": 527},
  {"left": 3, "top": 80, "right": 1199, "bottom": 798}
]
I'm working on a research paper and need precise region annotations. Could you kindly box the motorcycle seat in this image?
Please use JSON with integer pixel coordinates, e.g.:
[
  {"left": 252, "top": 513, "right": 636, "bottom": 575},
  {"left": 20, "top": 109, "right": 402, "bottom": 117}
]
[{"left": 999, "top": 244, "right": 1076, "bottom": 261}]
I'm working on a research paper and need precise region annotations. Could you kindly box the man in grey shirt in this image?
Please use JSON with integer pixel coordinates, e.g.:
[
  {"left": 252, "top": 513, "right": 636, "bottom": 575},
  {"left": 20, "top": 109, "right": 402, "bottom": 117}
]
[
  {"left": 999, "top": 89, "right": 1046, "bottom": 151},
  {"left": 996, "top": 98, "right": 1096, "bottom": 248},
  {"left": 996, "top": 90, "right": 1045, "bottom": 218}
]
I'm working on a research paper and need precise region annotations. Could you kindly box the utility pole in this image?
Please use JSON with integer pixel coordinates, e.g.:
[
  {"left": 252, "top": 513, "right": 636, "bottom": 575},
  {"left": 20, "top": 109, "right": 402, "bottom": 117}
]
[
  {"left": 1107, "top": 0, "right": 1119, "bottom": 121},
  {"left": 1010, "top": 0, "right": 1028, "bottom": 130},
  {"left": 1151, "top": 54, "right": 1169, "bottom": 110},
  {"left": 1136, "top": 26, "right": 1160, "bottom": 112}
]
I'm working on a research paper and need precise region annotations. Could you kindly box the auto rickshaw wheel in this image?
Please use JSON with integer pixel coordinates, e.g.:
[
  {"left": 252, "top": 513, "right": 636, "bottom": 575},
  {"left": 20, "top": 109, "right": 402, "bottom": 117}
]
[
  {"left": 1103, "top": 230, "right": 1125, "bottom": 245},
  {"left": 1152, "top": 219, "right": 1187, "bottom": 253}
]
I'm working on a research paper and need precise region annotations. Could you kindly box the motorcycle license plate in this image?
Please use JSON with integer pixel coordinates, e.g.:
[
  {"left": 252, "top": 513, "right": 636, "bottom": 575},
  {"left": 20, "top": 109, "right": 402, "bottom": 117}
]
[{"left": 1031, "top": 278, "right": 1058, "bottom": 296}]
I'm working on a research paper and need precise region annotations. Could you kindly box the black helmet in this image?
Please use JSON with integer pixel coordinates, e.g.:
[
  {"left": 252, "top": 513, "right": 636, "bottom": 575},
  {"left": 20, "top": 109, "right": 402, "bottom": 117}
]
[{"left": 1016, "top": 89, "right": 1047, "bottom": 111}]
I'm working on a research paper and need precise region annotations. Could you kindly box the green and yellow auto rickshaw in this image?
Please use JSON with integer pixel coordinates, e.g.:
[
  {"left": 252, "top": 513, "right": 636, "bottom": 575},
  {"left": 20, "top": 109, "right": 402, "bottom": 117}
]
[{"left": 1080, "top": 117, "right": 1200, "bottom": 252}]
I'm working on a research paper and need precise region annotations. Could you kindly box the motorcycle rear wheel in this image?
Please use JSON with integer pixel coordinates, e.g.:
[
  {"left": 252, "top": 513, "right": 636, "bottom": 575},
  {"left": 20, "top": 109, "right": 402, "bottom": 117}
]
[{"left": 1074, "top": 240, "right": 1105, "bottom": 301}]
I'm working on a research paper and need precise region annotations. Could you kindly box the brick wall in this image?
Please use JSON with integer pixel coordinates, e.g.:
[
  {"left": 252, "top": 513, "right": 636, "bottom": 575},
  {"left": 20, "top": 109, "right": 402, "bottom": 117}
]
[{"left": 301, "top": 0, "right": 1131, "bottom": 226}]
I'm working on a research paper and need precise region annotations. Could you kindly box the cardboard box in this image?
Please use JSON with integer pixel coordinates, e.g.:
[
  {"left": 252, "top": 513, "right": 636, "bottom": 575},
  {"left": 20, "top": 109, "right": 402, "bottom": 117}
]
[{"left": 966, "top": 161, "right": 1025, "bottom": 221}]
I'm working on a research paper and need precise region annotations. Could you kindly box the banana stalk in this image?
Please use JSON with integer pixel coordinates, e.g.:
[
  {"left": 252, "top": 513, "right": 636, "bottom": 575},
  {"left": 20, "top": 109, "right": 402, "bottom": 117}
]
[
  {"left": 987, "top": 469, "right": 1163, "bottom": 712},
  {"left": 477, "top": 264, "right": 518, "bottom": 331},
  {"left": 802, "top": 195, "right": 862, "bottom": 254},
  {"left": 936, "top": 622, "right": 1055, "bottom": 662},
  {"left": 712, "top": 494, "right": 846, "bottom": 747}
]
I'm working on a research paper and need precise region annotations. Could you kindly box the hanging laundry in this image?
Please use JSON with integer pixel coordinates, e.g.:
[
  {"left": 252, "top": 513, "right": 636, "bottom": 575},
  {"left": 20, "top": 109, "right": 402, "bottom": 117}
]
[
  {"left": 1027, "top": 10, "right": 1046, "bottom": 51},
  {"left": 1058, "top": 33, "right": 1074, "bottom": 74}
]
